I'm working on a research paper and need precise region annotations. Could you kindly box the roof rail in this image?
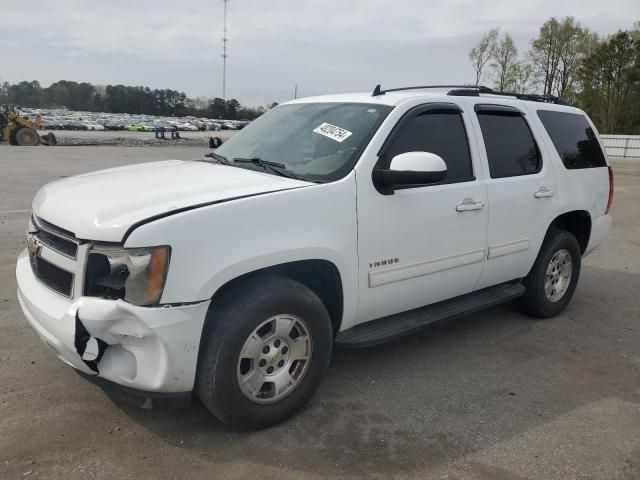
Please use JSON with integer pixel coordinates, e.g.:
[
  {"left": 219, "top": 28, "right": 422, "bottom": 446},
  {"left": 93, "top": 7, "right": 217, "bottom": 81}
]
[
  {"left": 371, "top": 83, "right": 570, "bottom": 105},
  {"left": 446, "top": 87, "right": 569, "bottom": 105},
  {"left": 371, "top": 84, "right": 490, "bottom": 97}
]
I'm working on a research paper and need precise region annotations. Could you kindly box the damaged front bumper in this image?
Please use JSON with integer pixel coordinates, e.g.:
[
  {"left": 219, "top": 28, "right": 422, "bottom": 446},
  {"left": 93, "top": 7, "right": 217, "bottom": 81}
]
[{"left": 16, "top": 250, "right": 210, "bottom": 395}]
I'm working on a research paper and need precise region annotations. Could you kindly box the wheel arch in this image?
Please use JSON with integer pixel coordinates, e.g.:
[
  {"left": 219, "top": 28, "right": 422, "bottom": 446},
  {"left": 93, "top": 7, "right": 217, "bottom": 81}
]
[
  {"left": 545, "top": 210, "right": 592, "bottom": 254},
  {"left": 207, "top": 259, "right": 344, "bottom": 336}
]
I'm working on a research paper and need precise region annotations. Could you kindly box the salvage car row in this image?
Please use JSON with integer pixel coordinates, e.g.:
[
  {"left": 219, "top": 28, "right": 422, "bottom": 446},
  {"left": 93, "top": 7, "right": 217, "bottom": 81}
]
[{"left": 19, "top": 108, "right": 249, "bottom": 132}]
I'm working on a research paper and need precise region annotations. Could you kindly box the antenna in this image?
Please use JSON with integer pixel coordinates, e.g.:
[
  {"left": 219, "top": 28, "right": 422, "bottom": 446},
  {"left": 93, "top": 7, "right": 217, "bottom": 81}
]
[{"left": 222, "top": 0, "right": 229, "bottom": 100}]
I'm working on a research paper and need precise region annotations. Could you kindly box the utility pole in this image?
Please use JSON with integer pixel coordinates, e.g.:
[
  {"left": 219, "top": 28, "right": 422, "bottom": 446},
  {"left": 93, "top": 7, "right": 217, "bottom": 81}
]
[
  {"left": 222, "top": 0, "right": 229, "bottom": 100},
  {"left": 294, "top": 84, "right": 298, "bottom": 99}
]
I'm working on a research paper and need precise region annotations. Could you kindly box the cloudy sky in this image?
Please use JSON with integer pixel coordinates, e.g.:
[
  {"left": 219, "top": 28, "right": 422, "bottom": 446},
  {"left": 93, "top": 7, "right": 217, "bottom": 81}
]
[{"left": 1, "top": 0, "right": 638, "bottom": 106}]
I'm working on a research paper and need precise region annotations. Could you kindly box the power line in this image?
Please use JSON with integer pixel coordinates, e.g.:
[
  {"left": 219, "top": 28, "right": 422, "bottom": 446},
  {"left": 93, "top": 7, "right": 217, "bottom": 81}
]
[{"left": 222, "top": 0, "right": 229, "bottom": 100}]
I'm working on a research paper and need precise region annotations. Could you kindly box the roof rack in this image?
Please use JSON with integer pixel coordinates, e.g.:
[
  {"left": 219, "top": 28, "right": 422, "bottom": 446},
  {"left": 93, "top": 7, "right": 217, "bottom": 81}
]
[
  {"left": 371, "top": 84, "right": 569, "bottom": 105},
  {"left": 371, "top": 84, "right": 490, "bottom": 96}
]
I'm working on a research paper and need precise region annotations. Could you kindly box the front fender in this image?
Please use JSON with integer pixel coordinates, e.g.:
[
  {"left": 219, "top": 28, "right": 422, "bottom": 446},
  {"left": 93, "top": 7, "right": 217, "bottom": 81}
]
[{"left": 124, "top": 175, "right": 360, "bottom": 331}]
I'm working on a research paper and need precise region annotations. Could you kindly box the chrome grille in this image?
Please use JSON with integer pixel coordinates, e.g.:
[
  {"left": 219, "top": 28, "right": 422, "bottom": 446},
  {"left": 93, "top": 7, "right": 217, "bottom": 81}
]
[
  {"left": 34, "top": 216, "right": 76, "bottom": 239},
  {"left": 29, "top": 253, "right": 74, "bottom": 297},
  {"left": 34, "top": 229, "right": 78, "bottom": 258},
  {"left": 28, "top": 216, "right": 82, "bottom": 298},
  {"left": 33, "top": 216, "right": 80, "bottom": 259}
]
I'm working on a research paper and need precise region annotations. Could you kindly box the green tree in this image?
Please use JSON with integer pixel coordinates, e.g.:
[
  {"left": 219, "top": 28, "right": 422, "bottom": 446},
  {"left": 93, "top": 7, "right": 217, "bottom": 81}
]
[
  {"left": 528, "top": 17, "right": 591, "bottom": 99},
  {"left": 208, "top": 97, "right": 227, "bottom": 118},
  {"left": 7, "top": 81, "right": 43, "bottom": 107},
  {"left": 225, "top": 99, "right": 241, "bottom": 119},
  {"left": 578, "top": 31, "right": 640, "bottom": 133},
  {"left": 503, "top": 61, "right": 534, "bottom": 93}
]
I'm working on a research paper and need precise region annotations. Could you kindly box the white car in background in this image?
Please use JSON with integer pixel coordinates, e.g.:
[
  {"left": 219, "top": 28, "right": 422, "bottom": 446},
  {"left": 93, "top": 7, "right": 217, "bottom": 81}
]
[{"left": 17, "top": 85, "right": 612, "bottom": 429}]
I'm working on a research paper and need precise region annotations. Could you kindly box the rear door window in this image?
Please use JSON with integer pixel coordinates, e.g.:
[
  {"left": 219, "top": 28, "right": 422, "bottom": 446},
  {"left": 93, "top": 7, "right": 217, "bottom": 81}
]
[
  {"left": 476, "top": 110, "right": 541, "bottom": 178},
  {"left": 537, "top": 110, "right": 607, "bottom": 169}
]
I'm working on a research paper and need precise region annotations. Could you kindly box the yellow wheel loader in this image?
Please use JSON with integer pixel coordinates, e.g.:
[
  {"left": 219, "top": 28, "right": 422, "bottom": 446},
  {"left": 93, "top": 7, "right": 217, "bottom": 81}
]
[{"left": 0, "top": 105, "right": 57, "bottom": 146}]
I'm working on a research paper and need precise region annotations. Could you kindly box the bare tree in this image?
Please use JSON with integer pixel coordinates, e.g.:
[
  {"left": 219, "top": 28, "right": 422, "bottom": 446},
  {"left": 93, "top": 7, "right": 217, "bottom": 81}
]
[
  {"left": 469, "top": 28, "right": 499, "bottom": 86},
  {"left": 491, "top": 33, "right": 518, "bottom": 91}
]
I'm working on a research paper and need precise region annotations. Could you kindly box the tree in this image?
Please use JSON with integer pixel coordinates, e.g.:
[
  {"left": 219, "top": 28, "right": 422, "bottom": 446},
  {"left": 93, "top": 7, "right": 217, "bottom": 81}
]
[
  {"left": 208, "top": 97, "right": 227, "bottom": 118},
  {"left": 631, "top": 21, "right": 640, "bottom": 42},
  {"left": 555, "top": 19, "right": 592, "bottom": 100},
  {"left": 491, "top": 32, "right": 518, "bottom": 91},
  {"left": 0, "top": 78, "right": 273, "bottom": 121},
  {"left": 0, "top": 80, "right": 9, "bottom": 104},
  {"left": 469, "top": 28, "right": 499, "bottom": 86},
  {"left": 529, "top": 17, "right": 562, "bottom": 95},
  {"left": 225, "top": 99, "right": 241, "bottom": 119},
  {"left": 578, "top": 31, "right": 640, "bottom": 133},
  {"left": 528, "top": 17, "right": 591, "bottom": 99},
  {"left": 503, "top": 61, "right": 534, "bottom": 93}
]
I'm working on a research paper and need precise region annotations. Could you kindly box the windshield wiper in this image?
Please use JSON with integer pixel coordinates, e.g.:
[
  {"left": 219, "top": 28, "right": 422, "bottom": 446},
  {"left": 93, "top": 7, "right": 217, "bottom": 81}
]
[
  {"left": 203, "top": 152, "right": 231, "bottom": 165},
  {"left": 232, "top": 157, "right": 303, "bottom": 180},
  {"left": 233, "top": 157, "right": 286, "bottom": 168}
]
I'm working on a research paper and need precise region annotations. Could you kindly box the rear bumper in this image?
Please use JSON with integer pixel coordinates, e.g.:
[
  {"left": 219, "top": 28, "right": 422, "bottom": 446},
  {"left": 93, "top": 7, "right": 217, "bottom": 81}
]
[
  {"left": 585, "top": 214, "right": 612, "bottom": 256},
  {"left": 16, "top": 249, "right": 210, "bottom": 393}
]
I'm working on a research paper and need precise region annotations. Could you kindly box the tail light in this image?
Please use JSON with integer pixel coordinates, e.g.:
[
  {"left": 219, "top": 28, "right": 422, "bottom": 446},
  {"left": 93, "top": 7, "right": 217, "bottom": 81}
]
[{"left": 605, "top": 166, "right": 614, "bottom": 215}]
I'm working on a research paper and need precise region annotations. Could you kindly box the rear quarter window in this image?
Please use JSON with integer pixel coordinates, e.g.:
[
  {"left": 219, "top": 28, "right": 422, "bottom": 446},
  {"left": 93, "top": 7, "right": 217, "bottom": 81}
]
[{"left": 537, "top": 110, "right": 607, "bottom": 169}]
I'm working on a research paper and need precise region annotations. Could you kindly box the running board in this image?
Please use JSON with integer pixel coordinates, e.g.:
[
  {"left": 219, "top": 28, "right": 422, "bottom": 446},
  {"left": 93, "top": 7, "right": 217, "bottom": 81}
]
[{"left": 335, "top": 282, "right": 525, "bottom": 348}]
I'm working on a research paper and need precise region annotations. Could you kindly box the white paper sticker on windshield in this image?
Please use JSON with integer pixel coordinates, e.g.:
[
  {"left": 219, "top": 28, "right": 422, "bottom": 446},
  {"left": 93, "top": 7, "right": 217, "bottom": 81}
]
[{"left": 313, "top": 123, "right": 353, "bottom": 143}]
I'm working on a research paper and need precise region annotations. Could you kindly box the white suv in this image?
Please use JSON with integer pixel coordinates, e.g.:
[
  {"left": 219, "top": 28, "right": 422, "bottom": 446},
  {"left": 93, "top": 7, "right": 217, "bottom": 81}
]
[{"left": 16, "top": 85, "right": 613, "bottom": 429}]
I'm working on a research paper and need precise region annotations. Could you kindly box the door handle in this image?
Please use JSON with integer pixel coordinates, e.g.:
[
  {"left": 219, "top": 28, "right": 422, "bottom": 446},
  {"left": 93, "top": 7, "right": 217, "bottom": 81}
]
[
  {"left": 534, "top": 188, "right": 555, "bottom": 198},
  {"left": 456, "top": 199, "right": 485, "bottom": 212}
]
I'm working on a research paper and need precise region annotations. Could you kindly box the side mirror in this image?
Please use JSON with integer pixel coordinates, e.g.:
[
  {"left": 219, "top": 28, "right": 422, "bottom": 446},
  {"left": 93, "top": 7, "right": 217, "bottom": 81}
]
[{"left": 376, "top": 152, "right": 447, "bottom": 193}]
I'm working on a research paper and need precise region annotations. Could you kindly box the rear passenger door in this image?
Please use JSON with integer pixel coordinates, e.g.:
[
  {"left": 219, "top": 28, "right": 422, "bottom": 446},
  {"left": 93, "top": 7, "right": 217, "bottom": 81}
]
[{"left": 467, "top": 101, "right": 558, "bottom": 289}]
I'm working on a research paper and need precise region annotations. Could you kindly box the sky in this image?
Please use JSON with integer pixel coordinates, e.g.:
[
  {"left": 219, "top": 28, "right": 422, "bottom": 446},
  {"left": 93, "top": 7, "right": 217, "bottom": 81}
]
[{"left": 1, "top": 0, "right": 638, "bottom": 106}]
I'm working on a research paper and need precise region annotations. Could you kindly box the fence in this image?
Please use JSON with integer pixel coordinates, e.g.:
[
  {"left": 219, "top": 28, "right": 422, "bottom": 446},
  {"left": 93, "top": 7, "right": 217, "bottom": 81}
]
[{"left": 601, "top": 135, "right": 640, "bottom": 159}]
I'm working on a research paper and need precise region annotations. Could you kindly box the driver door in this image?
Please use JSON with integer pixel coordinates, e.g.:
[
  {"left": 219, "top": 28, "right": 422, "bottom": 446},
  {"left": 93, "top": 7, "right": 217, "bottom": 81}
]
[{"left": 355, "top": 103, "right": 489, "bottom": 324}]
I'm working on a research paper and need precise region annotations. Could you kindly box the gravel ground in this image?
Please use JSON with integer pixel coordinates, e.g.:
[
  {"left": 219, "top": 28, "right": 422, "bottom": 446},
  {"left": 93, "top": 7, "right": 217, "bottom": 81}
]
[{"left": 0, "top": 145, "right": 638, "bottom": 480}]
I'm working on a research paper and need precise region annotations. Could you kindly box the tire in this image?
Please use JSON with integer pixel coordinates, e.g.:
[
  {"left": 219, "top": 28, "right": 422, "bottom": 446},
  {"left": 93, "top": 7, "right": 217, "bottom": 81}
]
[
  {"left": 15, "top": 127, "right": 40, "bottom": 146},
  {"left": 196, "top": 275, "right": 333, "bottom": 429},
  {"left": 521, "top": 229, "right": 581, "bottom": 318}
]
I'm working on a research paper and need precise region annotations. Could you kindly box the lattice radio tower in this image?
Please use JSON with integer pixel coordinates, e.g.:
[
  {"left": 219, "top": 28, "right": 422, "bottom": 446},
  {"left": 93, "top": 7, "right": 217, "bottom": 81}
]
[{"left": 222, "top": 0, "right": 229, "bottom": 100}]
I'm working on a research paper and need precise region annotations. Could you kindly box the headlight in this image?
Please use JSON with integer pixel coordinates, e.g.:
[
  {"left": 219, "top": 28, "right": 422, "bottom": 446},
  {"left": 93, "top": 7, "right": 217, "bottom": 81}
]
[{"left": 85, "top": 245, "right": 170, "bottom": 306}]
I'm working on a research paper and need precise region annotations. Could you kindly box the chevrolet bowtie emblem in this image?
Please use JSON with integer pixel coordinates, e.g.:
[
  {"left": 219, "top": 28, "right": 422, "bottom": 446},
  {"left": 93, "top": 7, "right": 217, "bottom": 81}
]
[{"left": 27, "top": 236, "right": 41, "bottom": 256}]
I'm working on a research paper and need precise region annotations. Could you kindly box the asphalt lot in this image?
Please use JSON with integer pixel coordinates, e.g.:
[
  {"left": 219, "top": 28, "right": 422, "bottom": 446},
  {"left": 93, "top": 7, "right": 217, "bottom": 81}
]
[{"left": 0, "top": 146, "right": 639, "bottom": 480}]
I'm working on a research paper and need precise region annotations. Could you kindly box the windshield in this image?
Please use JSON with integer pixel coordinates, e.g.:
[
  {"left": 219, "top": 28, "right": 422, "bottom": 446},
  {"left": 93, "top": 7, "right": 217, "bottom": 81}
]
[{"left": 213, "top": 102, "right": 392, "bottom": 182}]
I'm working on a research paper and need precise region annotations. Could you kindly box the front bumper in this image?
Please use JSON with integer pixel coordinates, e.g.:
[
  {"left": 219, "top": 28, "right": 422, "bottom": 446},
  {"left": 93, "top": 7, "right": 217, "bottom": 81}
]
[{"left": 16, "top": 250, "right": 210, "bottom": 393}]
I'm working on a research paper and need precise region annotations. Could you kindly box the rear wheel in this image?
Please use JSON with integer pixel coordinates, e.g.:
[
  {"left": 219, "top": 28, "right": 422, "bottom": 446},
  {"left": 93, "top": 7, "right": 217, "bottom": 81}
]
[
  {"left": 15, "top": 127, "right": 40, "bottom": 146},
  {"left": 521, "top": 229, "right": 581, "bottom": 318},
  {"left": 196, "top": 275, "right": 333, "bottom": 429}
]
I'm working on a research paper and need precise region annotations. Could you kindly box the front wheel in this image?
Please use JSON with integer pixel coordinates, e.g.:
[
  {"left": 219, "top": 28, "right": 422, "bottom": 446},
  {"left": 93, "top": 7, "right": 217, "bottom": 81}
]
[
  {"left": 196, "top": 275, "right": 333, "bottom": 429},
  {"left": 521, "top": 229, "right": 581, "bottom": 318},
  {"left": 14, "top": 127, "right": 40, "bottom": 146}
]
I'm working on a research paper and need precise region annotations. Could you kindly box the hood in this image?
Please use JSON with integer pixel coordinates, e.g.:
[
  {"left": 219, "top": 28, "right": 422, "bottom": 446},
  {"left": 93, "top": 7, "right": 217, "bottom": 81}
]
[{"left": 33, "top": 160, "right": 311, "bottom": 242}]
